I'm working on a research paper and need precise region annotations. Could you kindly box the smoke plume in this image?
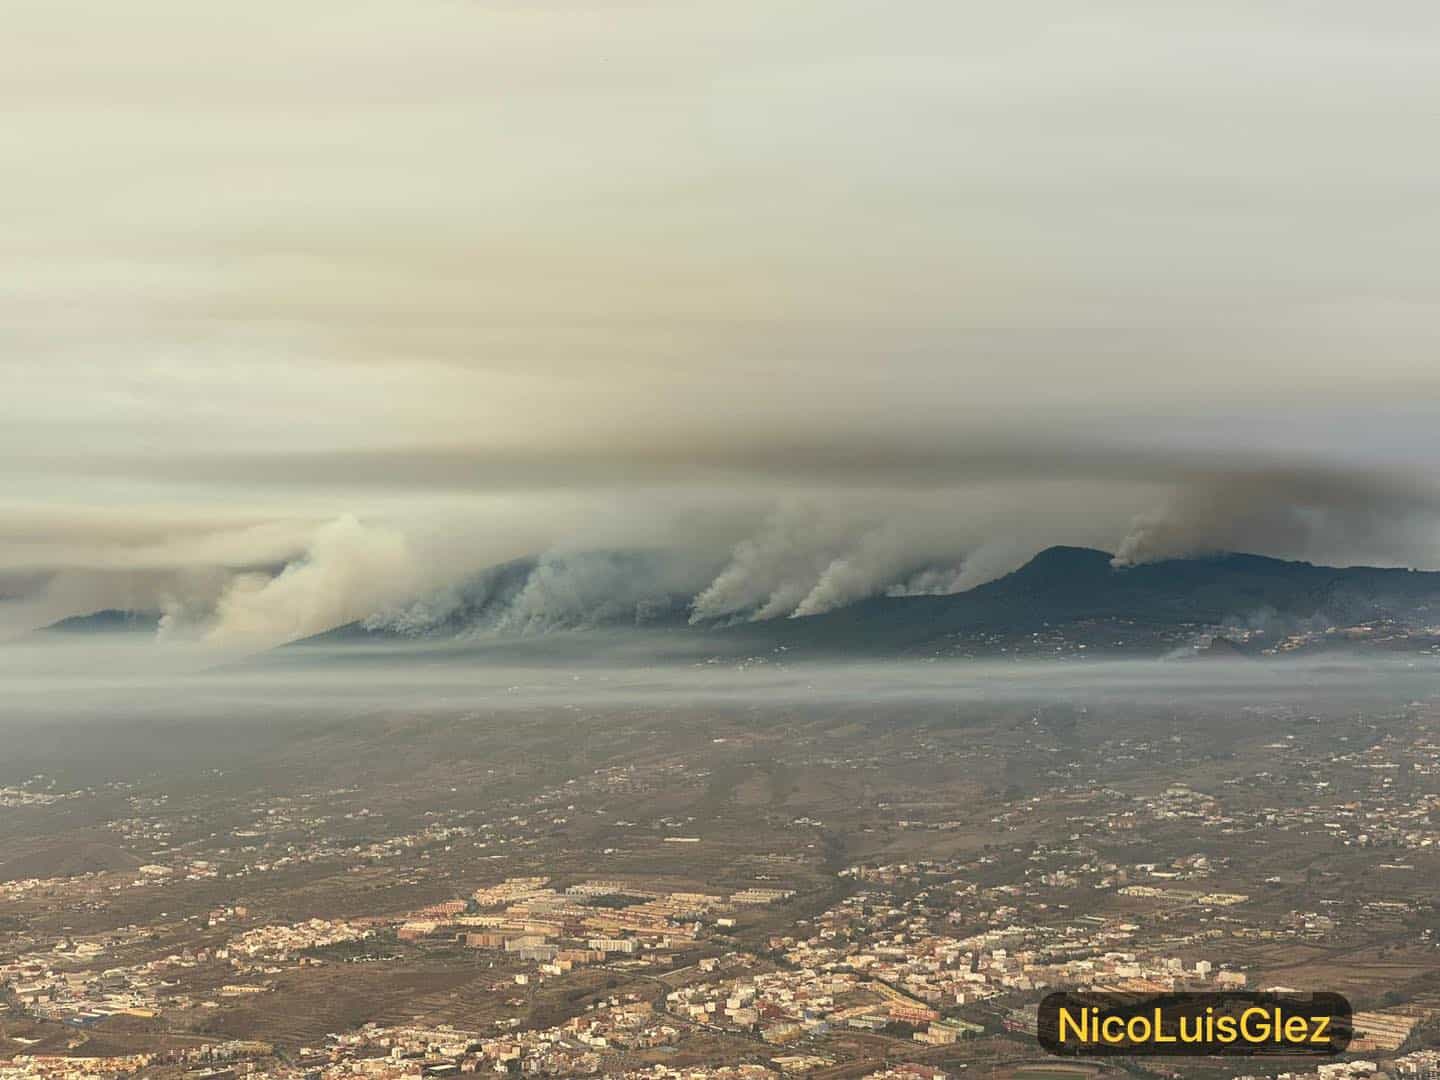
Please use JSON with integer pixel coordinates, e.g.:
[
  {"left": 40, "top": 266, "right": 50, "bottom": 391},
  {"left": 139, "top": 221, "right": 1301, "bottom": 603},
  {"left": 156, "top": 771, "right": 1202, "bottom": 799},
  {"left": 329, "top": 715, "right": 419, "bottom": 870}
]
[
  {"left": 202, "top": 516, "right": 417, "bottom": 648},
  {"left": 1113, "top": 469, "right": 1440, "bottom": 568}
]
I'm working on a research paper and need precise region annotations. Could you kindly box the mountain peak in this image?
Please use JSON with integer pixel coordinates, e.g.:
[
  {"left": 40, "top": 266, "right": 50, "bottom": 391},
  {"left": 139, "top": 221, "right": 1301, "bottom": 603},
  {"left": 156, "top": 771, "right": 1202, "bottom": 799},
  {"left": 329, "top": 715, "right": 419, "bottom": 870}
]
[{"left": 1010, "top": 546, "right": 1115, "bottom": 582}]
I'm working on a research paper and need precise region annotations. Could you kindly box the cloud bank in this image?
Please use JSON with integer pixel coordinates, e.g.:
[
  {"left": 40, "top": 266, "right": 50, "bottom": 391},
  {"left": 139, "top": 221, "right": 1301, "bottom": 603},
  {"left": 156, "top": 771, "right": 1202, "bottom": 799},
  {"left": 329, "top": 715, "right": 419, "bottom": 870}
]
[{"left": 4, "top": 0, "right": 1440, "bottom": 644}]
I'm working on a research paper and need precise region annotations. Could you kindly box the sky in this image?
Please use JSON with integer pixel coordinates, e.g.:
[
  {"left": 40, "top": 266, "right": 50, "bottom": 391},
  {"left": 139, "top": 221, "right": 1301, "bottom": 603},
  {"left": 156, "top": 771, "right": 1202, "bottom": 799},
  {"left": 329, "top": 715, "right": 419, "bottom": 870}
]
[{"left": 5, "top": 0, "right": 1440, "bottom": 645}]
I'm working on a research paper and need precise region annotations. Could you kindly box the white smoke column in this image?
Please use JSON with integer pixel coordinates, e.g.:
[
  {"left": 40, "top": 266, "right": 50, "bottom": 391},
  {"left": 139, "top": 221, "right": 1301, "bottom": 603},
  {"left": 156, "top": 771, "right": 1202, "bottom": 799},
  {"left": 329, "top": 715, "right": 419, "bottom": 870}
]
[
  {"left": 794, "top": 527, "right": 1042, "bottom": 614},
  {"left": 153, "top": 567, "right": 237, "bottom": 641},
  {"left": 690, "top": 500, "right": 1047, "bottom": 621},
  {"left": 205, "top": 515, "right": 417, "bottom": 648},
  {"left": 942, "top": 538, "right": 1044, "bottom": 592},
  {"left": 689, "top": 504, "right": 855, "bottom": 623},
  {"left": 496, "top": 550, "right": 716, "bottom": 634},
  {"left": 496, "top": 555, "right": 624, "bottom": 634},
  {"left": 751, "top": 581, "right": 816, "bottom": 621},
  {"left": 791, "top": 523, "right": 916, "bottom": 617},
  {"left": 361, "top": 583, "right": 474, "bottom": 637},
  {"left": 886, "top": 565, "right": 967, "bottom": 597}
]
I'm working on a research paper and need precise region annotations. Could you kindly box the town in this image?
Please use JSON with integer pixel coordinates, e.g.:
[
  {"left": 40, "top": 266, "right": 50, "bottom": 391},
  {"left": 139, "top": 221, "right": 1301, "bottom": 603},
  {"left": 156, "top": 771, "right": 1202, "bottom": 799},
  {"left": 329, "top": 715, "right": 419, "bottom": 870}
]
[{"left": 5, "top": 681, "right": 1440, "bottom": 1080}]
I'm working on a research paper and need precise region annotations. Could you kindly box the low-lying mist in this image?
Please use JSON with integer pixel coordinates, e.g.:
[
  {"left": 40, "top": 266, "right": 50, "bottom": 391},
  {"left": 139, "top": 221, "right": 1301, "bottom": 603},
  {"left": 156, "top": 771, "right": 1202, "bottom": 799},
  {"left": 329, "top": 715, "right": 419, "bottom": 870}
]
[{"left": 4, "top": 633, "right": 1436, "bottom": 726}]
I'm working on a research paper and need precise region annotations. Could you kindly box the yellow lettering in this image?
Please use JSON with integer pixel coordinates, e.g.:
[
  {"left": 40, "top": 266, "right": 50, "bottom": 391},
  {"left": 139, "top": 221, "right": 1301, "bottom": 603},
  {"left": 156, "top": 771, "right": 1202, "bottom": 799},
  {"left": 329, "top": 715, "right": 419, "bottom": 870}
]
[
  {"left": 1240, "top": 1007, "right": 1271, "bottom": 1043},
  {"left": 1058, "top": 1007, "right": 1088, "bottom": 1044},
  {"left": 1310, "top": 1016, "right": 1332, "bottom": 1044}
]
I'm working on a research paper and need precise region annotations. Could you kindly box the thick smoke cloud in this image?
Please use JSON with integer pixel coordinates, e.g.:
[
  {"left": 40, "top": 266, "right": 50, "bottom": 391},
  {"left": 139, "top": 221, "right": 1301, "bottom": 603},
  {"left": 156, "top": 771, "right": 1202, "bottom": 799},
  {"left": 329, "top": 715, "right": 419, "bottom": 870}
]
[
  {"left": 1113, "top": 469, "right": 1440, "bottom": 568},
  {"left": 363, "top": 548, "right": 722, "bottom": 638},
  {"left": 495, "top": 551, "right": 715, "bottom": 635},
  {"left": 791, "top": 524, "right": 929, "bottom": 618},
  {"left": 4, "top": 1, "right": 1440, "bottom": 644},
  {"left": 5, "top": 463, "right": 1440, "bottom": 649},
  {"left": 6, "top": 461, "right": 1440, "bottom": 649},
  {"left": 200, "top": 516, "right": 417, "bottom": 648},
  {"left": 688, "top": 505, "right": 1027, "bottom": 623},
  {"left": 0, "top": 509, "right": 320, "bottom": 636},
  {"left": 689, "top": 504, "right": 861, "bottom": 624}
]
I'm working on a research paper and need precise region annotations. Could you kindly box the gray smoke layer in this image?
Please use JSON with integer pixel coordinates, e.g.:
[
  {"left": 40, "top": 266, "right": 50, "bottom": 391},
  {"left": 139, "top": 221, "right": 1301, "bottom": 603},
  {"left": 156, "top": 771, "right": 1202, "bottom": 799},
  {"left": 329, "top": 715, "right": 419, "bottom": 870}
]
[
  {"left": 5, "top": 466, "right": 1440, "bottom": 649},
  {"left": 1113, "top": 469, "right": 1440, "bottom": 567},
  {"left": 686, "top": 501, "right": 1060, "bottom": 624},
  {"left": 364, "top": 549, "right": 721, "bottom": 638},
  {"left": 7, "top": 1, "right": 1440, "bottom": 647}
]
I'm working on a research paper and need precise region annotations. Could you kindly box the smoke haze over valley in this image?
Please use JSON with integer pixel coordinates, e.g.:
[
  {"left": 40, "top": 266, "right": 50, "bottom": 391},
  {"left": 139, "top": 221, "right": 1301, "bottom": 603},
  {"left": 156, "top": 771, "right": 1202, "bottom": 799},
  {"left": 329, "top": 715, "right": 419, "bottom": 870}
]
[
  {"left": 6, "top": 1, "right": 1440, "bottom": 649},
  {"left": 9, "top": 11, "right": 1440, "bottom": 1077}
]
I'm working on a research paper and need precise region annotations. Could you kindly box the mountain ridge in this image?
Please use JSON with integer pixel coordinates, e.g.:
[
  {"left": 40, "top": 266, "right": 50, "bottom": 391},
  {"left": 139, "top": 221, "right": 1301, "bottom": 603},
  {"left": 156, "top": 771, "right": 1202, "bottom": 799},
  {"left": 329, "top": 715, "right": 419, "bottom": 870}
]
[
  {"left": 38, "top": 609, "right": 163, "bottom": 635},
  {"left": 283, "top": 545, "right": 1440, "bottom": 659},
  {"left": 35, "top": 547, "right": 1440, "bottom": 658}
]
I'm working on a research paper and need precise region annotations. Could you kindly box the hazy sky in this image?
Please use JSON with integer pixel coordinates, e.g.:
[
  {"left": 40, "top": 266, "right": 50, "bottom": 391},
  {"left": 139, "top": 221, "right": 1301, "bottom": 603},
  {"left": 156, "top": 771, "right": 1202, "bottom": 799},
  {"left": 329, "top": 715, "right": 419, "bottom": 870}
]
[{"left": 5, "top": 1, "right": 1440, "bottom": 642}]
